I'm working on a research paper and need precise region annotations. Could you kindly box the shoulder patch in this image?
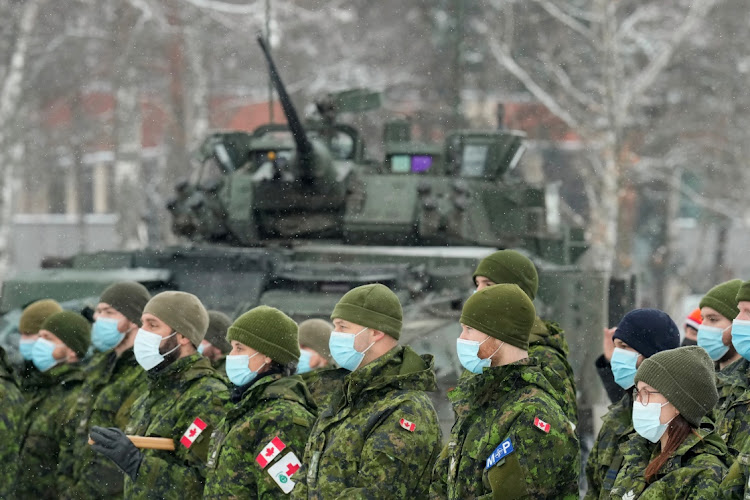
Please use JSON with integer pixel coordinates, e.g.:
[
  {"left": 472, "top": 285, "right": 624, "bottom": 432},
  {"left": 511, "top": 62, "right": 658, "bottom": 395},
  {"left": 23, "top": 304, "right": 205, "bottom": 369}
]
[
  {"left": 268, "top": 451, "right": 301, "bottom": 493},
  {"left": 399, "top": 418, "right": 416, "bottom": 432},
  {"left": 180, "top": 417, "right": 207, "bottom": 448},
  {"left": 485, "top": 437, "right": 514, "bottom": 470},
  {"left": 256, "top": 436, "right": 286, "bottom": 469},
  {"left": 533, "top": 416, "right": 550, "bottom": 433}
]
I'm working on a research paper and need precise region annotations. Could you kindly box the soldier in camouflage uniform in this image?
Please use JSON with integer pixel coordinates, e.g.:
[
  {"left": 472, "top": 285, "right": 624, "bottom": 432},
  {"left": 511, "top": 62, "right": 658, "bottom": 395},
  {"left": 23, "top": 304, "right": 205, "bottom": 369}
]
[
  {"left": 199, "top": 310, "right": 232, "bottom": 378},
  {"left": 0, "top": 345, "right": 24, "bottom": 498},
  {"left": 607, "top": 347, "right": 727, "bottom": 499},
  {"left": 90, "top": 291, "right": 229, "bottom": 500},
  {"left": 472, "top": 249, "right": 578, "bottom": 425},
  {"left": 203, "top": 306, "right": 317, "bottom": 498},
  {"left": 292, "top": 283, "right": 442, "bottom": 499},
  {"left": 57, "top": 281, "right": 151, "bottom": 499},
  {"left": 296, "top": 318, "right": 346, "bottom": 410},
  {"left": 17, "top": 311, "right": 91, "bottom": 499},
  {"left": 712, "top": 279, "right": 750, "bottom": 457},
  {"left": 585, "top": 308, "right": 680, "bottom": 499},
  {"left": 15, "top": 298, "right": 63, "bottom": 391},
  {"left": 430, "top": 284, "right": 580, "bottom": 499}
]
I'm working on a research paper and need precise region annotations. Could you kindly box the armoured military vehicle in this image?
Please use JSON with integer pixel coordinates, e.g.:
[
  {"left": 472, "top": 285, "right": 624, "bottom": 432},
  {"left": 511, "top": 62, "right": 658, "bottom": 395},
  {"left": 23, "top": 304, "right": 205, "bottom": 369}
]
[{"left": 0, "top": 36, "right": 634, "bottom": 440}]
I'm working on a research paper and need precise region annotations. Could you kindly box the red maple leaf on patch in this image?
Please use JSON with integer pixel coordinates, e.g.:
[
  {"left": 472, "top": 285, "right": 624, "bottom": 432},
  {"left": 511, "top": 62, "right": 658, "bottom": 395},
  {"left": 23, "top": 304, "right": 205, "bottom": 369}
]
[
  {"left": 265, "top": 447, "right": 275, "bottom": 457},
  {"left": 189, "top": 428, "right": 197, "bottom": 438}
]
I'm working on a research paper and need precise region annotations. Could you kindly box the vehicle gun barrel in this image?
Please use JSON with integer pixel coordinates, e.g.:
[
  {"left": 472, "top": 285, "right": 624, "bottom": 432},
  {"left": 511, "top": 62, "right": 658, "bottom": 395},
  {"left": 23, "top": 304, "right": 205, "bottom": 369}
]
[{"left": 257, "top": 35, "right": 315, "bottom": 183}]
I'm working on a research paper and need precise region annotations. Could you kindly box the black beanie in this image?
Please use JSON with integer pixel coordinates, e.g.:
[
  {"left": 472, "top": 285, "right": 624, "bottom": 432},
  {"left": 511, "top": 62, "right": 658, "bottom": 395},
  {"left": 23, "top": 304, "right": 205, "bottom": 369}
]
[{"left": 613, "top": 308, "right": 679, "bottom": 358}]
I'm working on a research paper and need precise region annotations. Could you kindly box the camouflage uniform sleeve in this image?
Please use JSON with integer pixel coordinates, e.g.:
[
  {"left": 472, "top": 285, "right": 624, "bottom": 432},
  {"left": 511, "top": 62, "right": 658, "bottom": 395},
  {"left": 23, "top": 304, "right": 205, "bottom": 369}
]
[
  {"left": 428, "top": 442, "right": 450, "bottom": 499},
  {"left": 720, "top": 455, "right": 748, "bottom": 500},
  {"left": 334, "top": 396, "right": 441, "bottom": 499},
  {"left": 485, "top": 406, "right": 579, "bottom": 499},
  {"left": 128, "top": 381, "right": 229, "bottom": 499},
  {"left": 0, "top": 380, "right": 25, "bottom": 498},
  {"left": 205, "top": 404, "right": 314, "bottom": 499}
]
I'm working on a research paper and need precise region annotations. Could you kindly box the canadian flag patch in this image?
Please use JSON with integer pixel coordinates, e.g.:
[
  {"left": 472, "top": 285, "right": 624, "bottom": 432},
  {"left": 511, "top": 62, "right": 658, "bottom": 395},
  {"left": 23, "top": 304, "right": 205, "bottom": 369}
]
[
  {"left": 399, "top": 418, "right": 416, "bottom": 432},
  {"left": 180, "top": 417, "right": 207, "bottom": 448},
  {"left": 268, "top": 451, "right": 301, "bottom": 493},
  {"left": 534, "top": 417, "right": 551, "bottom": 433},
  {"left": 256, "top": 436, "right": 286, "bottom": 469}
]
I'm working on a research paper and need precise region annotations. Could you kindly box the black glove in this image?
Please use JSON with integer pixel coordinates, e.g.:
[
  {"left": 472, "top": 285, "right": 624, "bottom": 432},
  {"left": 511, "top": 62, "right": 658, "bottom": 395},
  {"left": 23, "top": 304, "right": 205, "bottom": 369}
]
[{"left": 90, "top": 426, "right": 143, "bottom": 481}]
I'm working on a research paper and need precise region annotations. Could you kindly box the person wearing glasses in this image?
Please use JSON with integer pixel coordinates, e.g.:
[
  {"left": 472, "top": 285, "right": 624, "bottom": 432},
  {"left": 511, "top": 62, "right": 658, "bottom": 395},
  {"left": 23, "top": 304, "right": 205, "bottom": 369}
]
[
  {"left": 606, "top": 346, "right": 728, "bottom": 499},
  {"left": 585, "top": 309, "right": 680, "bottom": 499}
]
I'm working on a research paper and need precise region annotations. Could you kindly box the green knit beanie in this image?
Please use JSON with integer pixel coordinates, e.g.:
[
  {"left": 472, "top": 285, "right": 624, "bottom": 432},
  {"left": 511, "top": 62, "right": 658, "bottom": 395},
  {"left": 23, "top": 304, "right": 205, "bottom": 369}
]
[
  {"left": 298, "top": 319, "right": 334, "bottom": 364},
  {"left": 472, "top": 250, "right": 539, "bottom": 300},
  {"left": 330, "top": 284, "right": 403, "bottom": 339},
  {"left": 227, "top": 306, "right": 299, "bottom": 364},
  {"left": 699, "top": 279, "right": 742, "bottom": 321},
  {"left": 634, "top": 346, "right": 718, "bottom": 427},
  {"left": 41, "top": 311, "right": 91, "bottom": 358},
  {"left": 205, "top": 310, "right": 232, "bottom": 354},
  {"left": 460, "top": 284, "right": 536, "bottom": 350},
  {"left": 100, "top": 281, "right": 151, "bottom": 327},
  {"left": 143, "top": 291, "right": 209, "bottom": 348},
  {"left": 736, "top": 280, "right": 750, "bottom": 304},
  {"left": 19, "top": 299, "right": 63, "bottom": 335}
]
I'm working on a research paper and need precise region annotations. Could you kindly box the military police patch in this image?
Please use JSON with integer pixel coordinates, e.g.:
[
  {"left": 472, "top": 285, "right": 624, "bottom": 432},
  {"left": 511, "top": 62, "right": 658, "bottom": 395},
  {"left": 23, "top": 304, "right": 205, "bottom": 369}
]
[{"left": 485, "top": 438, "right": 514, "bottom": 469}]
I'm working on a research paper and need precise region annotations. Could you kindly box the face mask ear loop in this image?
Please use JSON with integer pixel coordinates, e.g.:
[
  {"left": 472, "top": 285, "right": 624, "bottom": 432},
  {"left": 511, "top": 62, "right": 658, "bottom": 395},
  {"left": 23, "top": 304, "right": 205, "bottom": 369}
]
[
  {"left": 487, "top": 341, "right": 504, "bottom": 362},
  {"left": 161, "top": 331, "right": 180, "bottom": 357}
]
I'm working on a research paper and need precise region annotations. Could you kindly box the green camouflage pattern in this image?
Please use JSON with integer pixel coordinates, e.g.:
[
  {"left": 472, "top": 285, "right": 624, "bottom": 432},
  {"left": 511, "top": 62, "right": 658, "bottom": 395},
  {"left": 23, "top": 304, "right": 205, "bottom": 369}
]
[
  {"left": 713, "top": 357, "right": 750, "bottom": 456},
  {"left": 529, "top": 318, "right": 578, "bottom": 426},
  {"left": 720, "top": 449, "right": 750, "bottom": 499},
  {"left": 430, "top": 357, "right": 580, "bottom": 499},
  {"left": 585, "top": 391, "right": 634, "bottom": 499},
  {"left": 299, "top": 367, "right": 347, "bottom": 411},
  {"left": 17, "top": 362, "right": 86, "bottom": 499},
  {"left": 292, "top": 345, "right": 442, "bottom": 500},
  {"left": 211, "top": 357, "right": 228, "bottom": 382},
  {"left": 203, "top": 372, "right": 317, "bottom": 498},
  {"left": 608, "top": 425, "right": 728, "bottom": 499},
  {"left": 57, "top": 349, "right": 147, "bottom": 499},
  {"left": 0, "top": 348, "right": 24, "bottom": 498},
  {"left": 121, "top": 354, "right": 229, "bottom": 500}
]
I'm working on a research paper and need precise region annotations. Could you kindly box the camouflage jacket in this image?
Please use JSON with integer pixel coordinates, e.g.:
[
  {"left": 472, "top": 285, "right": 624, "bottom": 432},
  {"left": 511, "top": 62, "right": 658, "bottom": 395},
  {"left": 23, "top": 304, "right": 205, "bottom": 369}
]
[
  {"left": 0, "top": 348, "right": 24, "bottom": 498},
  {"left": 211, "top": 357, "right": 228, "bottom": 382},
  {"left": 585, "top": 391, "right": 634, "bottom": 499},
  {"left": 292, "top": 345, "right": 442, "bottom": 500},
  {"left": 720, "top": 448, "right": 750, "bottom": 499},
  {"left": 299, "top": 367, "right": 347, "bottom": 411},
  {"left": 17, "top": 362, "right": 87, "bottom": 500},
  {"left": 714, "top": 357, "right": 750, "bottom": 456},
  {"left": 608, "top": 425, "right": 728, "bottom": 499},
  {"left": 430, "top": 357, "right": 580, "bottom": 500},
  {"left": 203, "top": 372, "right": 317, "bottom": 498},
  {"left": 122, "top": 354, "right": 229, "bottom": 500},
  {"left": 529, "top": 317, "right": 578, "bottom": 426},
  {"left": 57, "top": 348, "right": 147, "bottom": 499}
]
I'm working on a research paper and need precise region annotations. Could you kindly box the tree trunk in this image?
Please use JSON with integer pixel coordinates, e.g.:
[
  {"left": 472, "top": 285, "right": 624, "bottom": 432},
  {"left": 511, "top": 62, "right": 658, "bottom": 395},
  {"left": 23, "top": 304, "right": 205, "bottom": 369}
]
[{"left": 0, "top": 0, "right": 40, "bottom": 281}]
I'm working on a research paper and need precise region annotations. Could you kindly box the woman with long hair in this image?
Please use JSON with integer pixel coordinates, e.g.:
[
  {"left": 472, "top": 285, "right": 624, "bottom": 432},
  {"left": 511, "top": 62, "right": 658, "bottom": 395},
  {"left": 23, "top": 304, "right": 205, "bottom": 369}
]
[{"left": 607, "top": 346, "right": 729, "bottom": 499}]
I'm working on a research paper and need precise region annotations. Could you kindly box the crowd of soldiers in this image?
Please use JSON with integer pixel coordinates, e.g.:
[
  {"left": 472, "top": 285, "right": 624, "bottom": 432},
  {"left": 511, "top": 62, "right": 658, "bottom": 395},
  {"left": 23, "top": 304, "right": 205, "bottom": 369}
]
[{"left": 1, "top": 249, "right": 750, "bottom": 499}]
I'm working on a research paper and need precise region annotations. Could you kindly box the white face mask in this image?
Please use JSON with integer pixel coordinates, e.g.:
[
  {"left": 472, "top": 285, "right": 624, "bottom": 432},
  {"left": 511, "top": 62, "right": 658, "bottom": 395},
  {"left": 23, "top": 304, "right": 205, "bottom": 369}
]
[{"left": 133, "top": 328, "right": 178, "bottom": 371}]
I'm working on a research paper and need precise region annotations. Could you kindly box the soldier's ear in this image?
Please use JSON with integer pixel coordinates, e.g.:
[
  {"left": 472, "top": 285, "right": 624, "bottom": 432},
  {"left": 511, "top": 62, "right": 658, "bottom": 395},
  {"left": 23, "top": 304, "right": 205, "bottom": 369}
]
[
  {"left": 370, "top": 329, "right": 386, "bottom": 342},
  {"left": 176, "top": 333, "right": 193, "bottom": 346}
]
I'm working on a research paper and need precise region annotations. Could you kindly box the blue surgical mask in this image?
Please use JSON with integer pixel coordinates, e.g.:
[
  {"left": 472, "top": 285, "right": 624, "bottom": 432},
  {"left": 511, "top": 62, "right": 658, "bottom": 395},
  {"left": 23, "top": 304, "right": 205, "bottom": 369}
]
[
  {"left": 329, "top": 327, "right": 372, "bottom": 372},
  {"left": 134, "top": 328, "right": 178, "bottom": 371},
  {"left": 456, "top": 337, "right": 503, "bottom": 375},
  {"left": 32, "top": 338, "right": 62, "bottom": 372},
  {"left": 197, "top": 343, "right": 206, "bottom": 355},
  {"left": 731, "top": 319, "right": 750, "bottom": 360},
  {"left": 632, "top": 400, "right": 671, "bottom": 443},
  {"left": 297, "top": 350, "right": 313, "bottom": 374},
  {"left": 225, "top": 352, "right": 263, "bottom": 387},
  {"left": 91, "top": 318, "right": 125, "bottom": 352},
  {"left": 19, "top": 338, "right": 36, "bottom": 361},
  {"left": 611, "top": 347, "right": 639, "bottom": 390},
  {"left": 697, "top": 324, "right": 730, "bottom": 361}
]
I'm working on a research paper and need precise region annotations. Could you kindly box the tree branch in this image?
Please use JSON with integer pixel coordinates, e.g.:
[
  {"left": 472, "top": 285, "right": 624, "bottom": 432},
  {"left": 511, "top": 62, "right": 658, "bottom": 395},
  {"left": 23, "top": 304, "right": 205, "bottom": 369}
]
[{"left": 529, "top": 0, "right": 596, "bottom": 42}]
